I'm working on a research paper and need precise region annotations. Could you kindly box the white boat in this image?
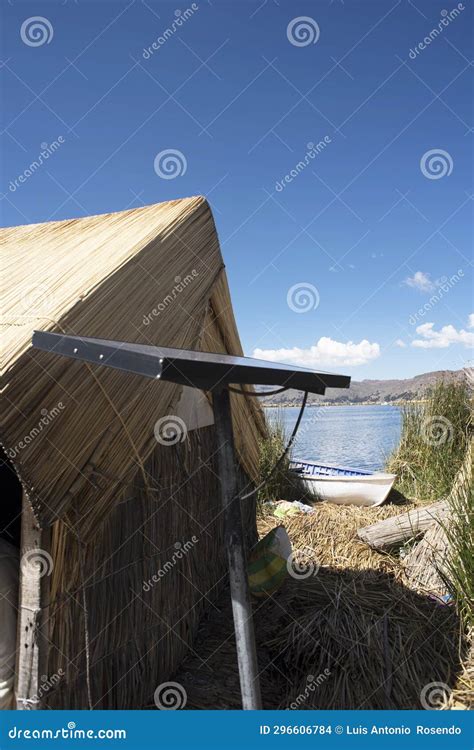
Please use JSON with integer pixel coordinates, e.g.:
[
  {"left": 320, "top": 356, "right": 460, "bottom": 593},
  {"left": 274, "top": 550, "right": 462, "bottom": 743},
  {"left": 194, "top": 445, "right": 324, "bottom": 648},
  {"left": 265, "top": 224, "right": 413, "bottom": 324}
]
[{"left": 290, "top": 460, "right": 396, "bottom": 507}]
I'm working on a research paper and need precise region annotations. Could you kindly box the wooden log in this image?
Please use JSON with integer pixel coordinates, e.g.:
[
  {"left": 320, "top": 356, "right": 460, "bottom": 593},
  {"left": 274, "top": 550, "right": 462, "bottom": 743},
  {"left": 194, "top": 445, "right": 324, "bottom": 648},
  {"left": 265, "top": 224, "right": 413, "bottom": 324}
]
[
  {"left": 357, "top": 500, "right": 449, "bottom": 551},
  {"left": 403, "top": 441, "right": 471, "bottom": 596},
  {"left": 15, "top": 495, "right": 51, "bottom": 709},
  {"left": 403, "top": 520, "right": 450, "bottom": 595}
]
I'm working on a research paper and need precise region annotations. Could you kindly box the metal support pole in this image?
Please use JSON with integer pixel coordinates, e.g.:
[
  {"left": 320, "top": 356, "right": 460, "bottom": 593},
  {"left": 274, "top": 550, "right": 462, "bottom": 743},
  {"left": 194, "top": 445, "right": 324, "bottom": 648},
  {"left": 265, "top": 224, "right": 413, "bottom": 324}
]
[{"left": 212, "top": 387, "right": 262, "bottom": 710}]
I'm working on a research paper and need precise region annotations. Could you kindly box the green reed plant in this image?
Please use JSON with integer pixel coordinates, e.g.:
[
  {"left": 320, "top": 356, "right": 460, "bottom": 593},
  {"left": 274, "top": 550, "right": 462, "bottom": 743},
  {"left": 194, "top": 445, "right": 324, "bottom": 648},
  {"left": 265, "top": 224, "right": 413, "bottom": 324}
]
[
  {"left": 257, "top": 410, "right": 314, "bottom": 508},
  {"left": 440, "top": 471, "right": 473, "bottom": 630},
  {"left": 387, "top": 379, "right": 471, "bottom": 503}
]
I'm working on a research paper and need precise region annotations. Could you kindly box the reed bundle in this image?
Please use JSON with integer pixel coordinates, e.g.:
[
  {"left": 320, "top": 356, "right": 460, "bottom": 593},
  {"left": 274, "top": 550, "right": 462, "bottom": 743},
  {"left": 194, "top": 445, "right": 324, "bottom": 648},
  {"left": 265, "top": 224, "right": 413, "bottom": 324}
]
[
  {"left": 1, "top": 197, "right": 266, "bottom": 709},
  {"left": 45, "top": 427, "right": 257, "bottom": 709},
  {"left": 1, "top": 197, "right": 265, "bottom": 534},
  {"left": 271, "top": 572, "right": 461, "bottom": 710},
  {"left": 175, "top": 569, "right": 461, "bottom": 710},
  {"left": 258, "top": 501, "right": 416, "bottom": 576},
  {"left": 386, "top": 378, "right": 471, "bottom": 503},
  {"left": 447, "top": 635, "right": 474, "bottom": 709},
  {"left": 173, "top": 498, "right": 468, "bottom": 710}
]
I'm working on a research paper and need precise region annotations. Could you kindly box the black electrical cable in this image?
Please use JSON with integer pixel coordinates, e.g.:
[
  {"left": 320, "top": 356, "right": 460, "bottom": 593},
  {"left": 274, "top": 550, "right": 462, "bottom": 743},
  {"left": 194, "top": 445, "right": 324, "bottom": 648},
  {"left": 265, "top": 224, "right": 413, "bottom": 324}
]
[
  {"left": 239, "top": 390, "right": 309, "bottom": 500},
  {"left": 227, "top": 385, "right": 290, "bottom": 397}
]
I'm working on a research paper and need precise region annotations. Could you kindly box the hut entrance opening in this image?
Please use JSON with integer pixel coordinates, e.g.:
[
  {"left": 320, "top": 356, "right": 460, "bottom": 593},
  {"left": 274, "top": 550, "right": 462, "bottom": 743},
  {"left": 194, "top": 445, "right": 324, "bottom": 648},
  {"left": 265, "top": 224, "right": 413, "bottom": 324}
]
[
  {"left": 0, "top": 449, "right": 22, "bottom": 549},
  {"left": 0, "top": 448, "right": 21, "bottom": 710}
]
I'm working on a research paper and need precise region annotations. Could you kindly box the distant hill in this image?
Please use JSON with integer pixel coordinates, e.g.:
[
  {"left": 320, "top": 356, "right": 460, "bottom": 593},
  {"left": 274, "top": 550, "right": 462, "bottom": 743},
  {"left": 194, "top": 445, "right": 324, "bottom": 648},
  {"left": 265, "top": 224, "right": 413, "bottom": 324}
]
[{"left": 259, "top": 369, "right": 470, "bottom": 406}]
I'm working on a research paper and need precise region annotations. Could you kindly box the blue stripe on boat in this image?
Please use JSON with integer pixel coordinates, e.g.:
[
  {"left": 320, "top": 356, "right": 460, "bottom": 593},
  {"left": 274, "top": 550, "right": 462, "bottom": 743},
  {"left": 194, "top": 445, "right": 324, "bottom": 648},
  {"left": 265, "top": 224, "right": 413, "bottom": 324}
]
[{"left": 290, "top": 460, "right": 372, "bottom": 478}]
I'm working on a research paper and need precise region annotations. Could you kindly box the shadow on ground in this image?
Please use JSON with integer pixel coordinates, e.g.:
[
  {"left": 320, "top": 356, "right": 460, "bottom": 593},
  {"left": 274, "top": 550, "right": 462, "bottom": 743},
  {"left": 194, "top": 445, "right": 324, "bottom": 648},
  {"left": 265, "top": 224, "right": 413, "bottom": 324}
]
[{"left": 169, "top": 566, "right": 463, "bottom": 710}]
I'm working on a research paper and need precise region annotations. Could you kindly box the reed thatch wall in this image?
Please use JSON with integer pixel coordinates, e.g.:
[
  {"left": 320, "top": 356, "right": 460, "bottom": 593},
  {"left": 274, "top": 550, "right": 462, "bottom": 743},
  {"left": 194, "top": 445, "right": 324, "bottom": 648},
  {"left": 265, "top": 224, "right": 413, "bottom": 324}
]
[
  {"left": 1, "top": 197, "right": 266, "bottom": 708},
  {"left": 45, "top": 426, "right": 257, "bottom": 709},
  {"left": 1, "top": 197, "right": 265, "bottom": 536}
]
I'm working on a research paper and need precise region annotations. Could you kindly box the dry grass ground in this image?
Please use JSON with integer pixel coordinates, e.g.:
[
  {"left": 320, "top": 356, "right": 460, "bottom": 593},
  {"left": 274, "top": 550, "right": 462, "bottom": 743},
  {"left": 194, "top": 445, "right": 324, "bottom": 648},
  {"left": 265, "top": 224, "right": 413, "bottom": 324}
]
[
  {"left": 171, "top": 494, "right": 470, "bottom": 710},
  {"left": 171, "top": 383, "right": 473, "bottom": 711}
]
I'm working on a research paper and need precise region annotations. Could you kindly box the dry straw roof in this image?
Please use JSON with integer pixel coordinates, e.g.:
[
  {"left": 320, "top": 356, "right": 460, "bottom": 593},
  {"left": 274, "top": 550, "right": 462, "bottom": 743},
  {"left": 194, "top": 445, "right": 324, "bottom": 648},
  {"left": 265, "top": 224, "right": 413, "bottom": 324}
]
[{"left": 1, "top": 196, "right": 265, "bottom": 534}]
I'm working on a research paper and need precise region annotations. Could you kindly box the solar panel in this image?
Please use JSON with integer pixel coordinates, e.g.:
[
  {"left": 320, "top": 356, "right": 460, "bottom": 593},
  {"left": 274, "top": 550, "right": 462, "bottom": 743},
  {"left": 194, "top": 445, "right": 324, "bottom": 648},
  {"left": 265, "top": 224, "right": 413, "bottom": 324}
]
[{"left": 32, "top": 331, "right": 351, "bottom": 395}]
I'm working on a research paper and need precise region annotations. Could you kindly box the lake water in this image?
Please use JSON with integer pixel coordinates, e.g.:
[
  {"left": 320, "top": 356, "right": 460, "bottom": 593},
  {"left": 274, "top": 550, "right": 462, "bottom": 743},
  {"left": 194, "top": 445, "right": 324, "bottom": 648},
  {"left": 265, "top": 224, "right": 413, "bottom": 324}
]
[{"left": 267, "top": 404, "right": 402, "bottom": 472}]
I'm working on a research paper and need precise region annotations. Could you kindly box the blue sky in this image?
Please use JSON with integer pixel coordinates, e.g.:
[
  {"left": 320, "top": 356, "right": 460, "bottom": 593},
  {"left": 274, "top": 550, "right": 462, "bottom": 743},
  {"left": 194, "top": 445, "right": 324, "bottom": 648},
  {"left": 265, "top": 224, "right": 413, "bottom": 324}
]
[{"left": 1, "top": 0, "right": 473, "bottom": 380}]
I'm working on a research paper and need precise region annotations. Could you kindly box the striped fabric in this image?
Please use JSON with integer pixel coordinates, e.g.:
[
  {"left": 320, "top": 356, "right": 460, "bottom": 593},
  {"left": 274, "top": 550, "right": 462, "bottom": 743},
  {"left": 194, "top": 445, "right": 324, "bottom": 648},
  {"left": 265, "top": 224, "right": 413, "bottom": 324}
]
[{"left": 248, "top": 526, "right": 291, "bottom": 598}]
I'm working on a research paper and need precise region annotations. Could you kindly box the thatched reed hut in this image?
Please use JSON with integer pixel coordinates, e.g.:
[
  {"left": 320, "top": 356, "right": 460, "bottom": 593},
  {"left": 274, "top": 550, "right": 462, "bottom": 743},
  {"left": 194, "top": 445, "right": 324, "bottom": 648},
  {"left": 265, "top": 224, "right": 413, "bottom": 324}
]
[{"left": 1, "top": 196, "right": 266, "bottom": 709}]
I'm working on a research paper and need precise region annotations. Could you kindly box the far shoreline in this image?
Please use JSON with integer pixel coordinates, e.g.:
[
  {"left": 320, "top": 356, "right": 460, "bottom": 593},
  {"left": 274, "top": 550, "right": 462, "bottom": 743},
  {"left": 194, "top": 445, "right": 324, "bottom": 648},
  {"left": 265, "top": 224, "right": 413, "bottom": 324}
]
[{"left": 262, "top": 400, "right": 428, "bottom": 408}]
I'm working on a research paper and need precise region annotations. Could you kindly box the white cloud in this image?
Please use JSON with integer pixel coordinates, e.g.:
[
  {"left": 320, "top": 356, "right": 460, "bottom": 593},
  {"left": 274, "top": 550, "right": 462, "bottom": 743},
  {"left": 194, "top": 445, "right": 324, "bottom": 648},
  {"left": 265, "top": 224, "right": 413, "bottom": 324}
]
[
  {"left": 253, "top": 337, "right": 380, "bottom": 368},
  {"left": 468, "top": 314, "right": 474, "bottom": 329},
  {"left": 404, "top": 271, "right": 435, "bottom": 293},
  {"left": 395, "top": 339, "right": 406, "bottom": 348},
  {"left": 412, "top": 316, "right": 474, "bottom": 349}
]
